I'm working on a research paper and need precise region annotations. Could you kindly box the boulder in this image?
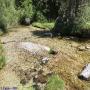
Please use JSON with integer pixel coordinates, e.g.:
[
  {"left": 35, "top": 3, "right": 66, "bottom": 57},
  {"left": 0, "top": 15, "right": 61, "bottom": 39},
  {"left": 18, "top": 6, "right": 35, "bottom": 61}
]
[
  {"left": 79, "top": 64, "right": 90, "bottom": 80},
  {"left": 20, "top": 16, "right": 31, "bottom": 26},
  {"left": 24, "top": 18, "right": 31, "bottom": 25}
]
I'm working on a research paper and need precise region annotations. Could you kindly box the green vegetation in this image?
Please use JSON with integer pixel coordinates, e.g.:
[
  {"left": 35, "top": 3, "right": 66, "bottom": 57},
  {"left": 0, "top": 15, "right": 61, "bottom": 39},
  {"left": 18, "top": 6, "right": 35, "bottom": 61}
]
[
  {"left": 0, "top": 0, "right": 19, "bottom": 32},
  {"left": 32, "top": 0, "right": 61, "bottom": 20},
  {"left": 0, "top": 0, "right": 90, "bottom": 37},
  {"left": 45, "top": 75, "right": 65, "bottom": 90},
  {"left": 32, "top": 22, "right": 54, "bottom": 29},
  {"left": 52, "top": 1, "right": 90, "bottom": 37},
  {"left": 0, "top": 19, "right": 7, "bottom": 33},
  {"left": 1, "top": 0, "right": 19, "bottom": 25},
  {"left": 16, "top": 0, "right": 34, "bottom": 21},
  {"left": 0, "top": 44, "right": 5, "bottom": 69}
]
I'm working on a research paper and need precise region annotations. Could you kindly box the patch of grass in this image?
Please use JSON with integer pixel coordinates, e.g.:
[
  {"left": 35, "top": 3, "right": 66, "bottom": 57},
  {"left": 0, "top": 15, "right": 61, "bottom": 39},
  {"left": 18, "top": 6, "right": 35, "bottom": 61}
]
[
  {"left": 45, "top": 75, "right": 65, "bottom": 90},
  {"left": 0, "top": 56, "right": 5, "bottom": 69},
  {"left": 19, "top": 80, "right": 35, "bottom": 90},
  {"left": 32, "top": 22, "right": 54, "bottom": 29},
  {"left": 0, "top": 43, "right": 5, "bottom": 69}
]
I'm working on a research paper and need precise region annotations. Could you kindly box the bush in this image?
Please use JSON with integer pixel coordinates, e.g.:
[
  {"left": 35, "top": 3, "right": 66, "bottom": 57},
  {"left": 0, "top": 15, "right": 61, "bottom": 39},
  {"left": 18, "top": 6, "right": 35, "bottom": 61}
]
[
  {"left": 15, "top": 0, "right": 34, "bottom": 18},
  {"left": 71, "top": 5, "right": 90, "bottom": 37},
  {"left": 32, "top": 0, "right": 61, "bottom": 20},
  {"left": 0, "top": 0, "right": 20, "bottom": 29},
  {"left": 34, "top": 11, "right": 48, "bottom": 22},
  {"left": 0, "top": 19, "right": 7, "bottom": 33},
  {"left": 52, "top": 1, "right": 90, "bottom": 37},
  {"left": 0, "top": 0, "right": 61, "bottom": 28}
]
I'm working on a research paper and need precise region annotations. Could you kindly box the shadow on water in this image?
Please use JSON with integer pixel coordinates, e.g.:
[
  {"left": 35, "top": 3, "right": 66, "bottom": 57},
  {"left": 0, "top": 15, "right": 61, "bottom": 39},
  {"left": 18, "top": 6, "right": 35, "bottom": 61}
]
[
  {"left": 31, "top": 30, "right": 52, "bottom": 38},
  {"left": 31, "top": 29, "right": 90, "bottom": 43}
]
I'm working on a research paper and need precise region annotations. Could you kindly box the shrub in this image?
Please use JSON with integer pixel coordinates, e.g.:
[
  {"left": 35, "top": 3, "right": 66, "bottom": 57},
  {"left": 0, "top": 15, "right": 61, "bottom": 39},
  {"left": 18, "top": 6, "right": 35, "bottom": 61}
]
[
  {"left": 0, "top": 18, "right": 7, "bottom": 33},
  {"left": 32, "top": 0, "right": 61, "bottom": 20},
  {"left": 0, "top": 0, "right": 20, "bottom": 29},
  {"left": 70, "top": 4, "right": 90, "bottom": 37},
  {"left": 52, "top": 1, "right": 90, "bottom": 37},
  {"left": 15, "top": 0, "right": 34, "bottom": 18},
  {"left": 34, "top": 11, "right": 48, "bottom": 22}
]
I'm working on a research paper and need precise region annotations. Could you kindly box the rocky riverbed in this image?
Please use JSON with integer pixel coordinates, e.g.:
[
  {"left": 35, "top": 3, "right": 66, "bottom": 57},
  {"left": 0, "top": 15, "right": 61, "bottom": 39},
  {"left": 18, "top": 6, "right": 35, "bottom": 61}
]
[{"left": 0, "top": 26, "right": 90, "bottom": 90}]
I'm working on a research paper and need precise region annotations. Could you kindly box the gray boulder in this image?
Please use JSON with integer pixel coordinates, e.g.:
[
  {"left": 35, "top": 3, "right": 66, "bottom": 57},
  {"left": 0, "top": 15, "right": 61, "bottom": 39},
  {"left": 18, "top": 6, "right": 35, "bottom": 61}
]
[
  {"left": 24, "top": 18, "right": 31, "bottom": 25},
  {"left": 79, "top": 64, "right": 90, "bottom": 80}
]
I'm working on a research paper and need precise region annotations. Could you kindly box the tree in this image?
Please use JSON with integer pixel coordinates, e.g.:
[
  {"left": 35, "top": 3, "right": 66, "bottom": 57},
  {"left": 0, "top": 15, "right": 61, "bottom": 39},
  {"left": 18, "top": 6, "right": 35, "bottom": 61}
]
[{"left": 53, "top": 0, "right": 90, "bottom": 37}]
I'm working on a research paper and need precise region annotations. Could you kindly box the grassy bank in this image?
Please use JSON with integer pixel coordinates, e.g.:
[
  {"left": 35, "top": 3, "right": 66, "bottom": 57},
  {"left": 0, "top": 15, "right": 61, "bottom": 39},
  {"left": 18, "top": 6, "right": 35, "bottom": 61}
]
[{"left": 32, "top": 22, "right": 54, "bottom": 29}]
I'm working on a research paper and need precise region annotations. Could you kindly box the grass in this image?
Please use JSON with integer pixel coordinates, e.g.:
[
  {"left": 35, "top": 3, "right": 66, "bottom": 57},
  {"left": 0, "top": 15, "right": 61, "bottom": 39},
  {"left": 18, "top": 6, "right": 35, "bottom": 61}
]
[
  {"left": 0, "top": 42, "right": 5, "bottom": 69},
  {"left": 32, "top": 22, "right": 54, "bottom": 29},
  {"left": 19, "top": 80, "right": 35, "bottom": 90},
  {"left": 82, "top": 22, "right": 90, "bottom": 29},
  {"left": 45, "top": 75, "right": 65, "bottom": 90}
]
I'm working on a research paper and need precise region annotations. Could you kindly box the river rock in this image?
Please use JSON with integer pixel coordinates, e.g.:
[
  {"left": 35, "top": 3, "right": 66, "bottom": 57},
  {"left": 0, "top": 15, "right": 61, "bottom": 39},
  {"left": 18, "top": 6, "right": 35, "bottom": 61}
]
[
  {"left": 85, "top": 45, "right": 90, "bottom": 49},
  {"left": 25, "top": 18, "right": 31, "bottom": 25},
  {"left": 78, "top": 46, "right": 86, "bottom": 51},
  {"left": 41, "top": 57, "right": 49, "bottom": 64},
  {"left": 79, "top": 64, "right": 90, "bottom": 80},
  {"left": 20, "top": 17, "right": 31, "bottom": 26}
]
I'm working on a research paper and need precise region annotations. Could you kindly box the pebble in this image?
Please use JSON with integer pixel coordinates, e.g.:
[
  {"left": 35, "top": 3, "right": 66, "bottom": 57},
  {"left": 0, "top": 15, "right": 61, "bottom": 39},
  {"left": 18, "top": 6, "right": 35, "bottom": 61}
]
[
  {"left": 41, "top": 57, "right": 49, "bottom": 64},
  {"left": 78, "top": 46, "right": 86, "bottom": 51}
]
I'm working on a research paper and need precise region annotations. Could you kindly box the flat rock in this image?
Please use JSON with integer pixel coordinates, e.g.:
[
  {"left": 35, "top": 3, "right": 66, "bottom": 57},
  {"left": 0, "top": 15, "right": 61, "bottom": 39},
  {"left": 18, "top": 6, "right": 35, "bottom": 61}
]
[{"left": 19, "top": 42, "right": 54, "bottom": 56}]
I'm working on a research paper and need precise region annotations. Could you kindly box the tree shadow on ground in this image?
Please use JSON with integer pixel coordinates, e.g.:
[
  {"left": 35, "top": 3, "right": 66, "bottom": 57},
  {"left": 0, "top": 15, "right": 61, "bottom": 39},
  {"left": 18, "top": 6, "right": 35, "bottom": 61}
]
[
  {"left": 31, "top": 29, "right": 90, "bottom": 43},
  {"left": 64, "top": 36, "right": 90, "bottom": 43},
  {"left": 31, "top": 30, "right": 52, "bottom": 38}
]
